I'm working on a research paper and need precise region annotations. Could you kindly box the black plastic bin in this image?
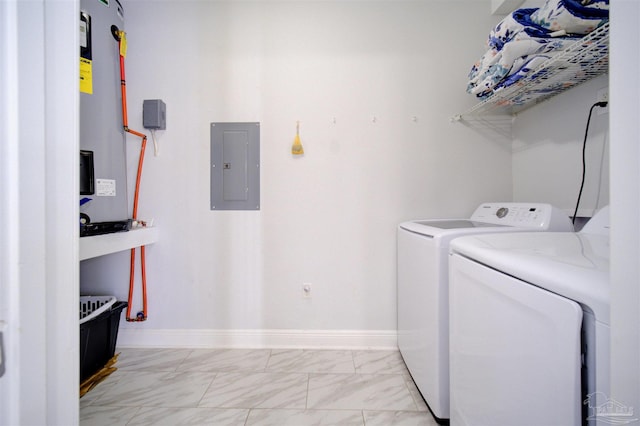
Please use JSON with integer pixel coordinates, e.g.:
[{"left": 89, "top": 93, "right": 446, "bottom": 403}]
[{"left": 79, "top": 297, "right": 127, "bottom": 382}]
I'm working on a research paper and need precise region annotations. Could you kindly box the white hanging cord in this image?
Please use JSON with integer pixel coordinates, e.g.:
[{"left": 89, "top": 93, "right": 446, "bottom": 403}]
[{"left": 151, "top": 129, "right": 159, "bottom": 156}]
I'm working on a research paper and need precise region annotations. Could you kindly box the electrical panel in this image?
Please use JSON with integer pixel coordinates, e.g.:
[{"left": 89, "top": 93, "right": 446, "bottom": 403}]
[
  {"left": 143, "top": 99, "right": 166, "bottom": 130},
  {"left": 210, "top": 122, "right": 260, "bottom": 210}
]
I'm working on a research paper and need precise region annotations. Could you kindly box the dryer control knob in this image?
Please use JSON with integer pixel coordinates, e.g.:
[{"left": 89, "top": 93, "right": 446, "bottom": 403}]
[{"left": 496, "top": 207, "right": 509, "bottom": 218}]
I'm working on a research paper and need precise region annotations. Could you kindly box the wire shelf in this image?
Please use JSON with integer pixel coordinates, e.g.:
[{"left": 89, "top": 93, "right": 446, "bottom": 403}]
[{"left": 453, "top": 22, "right": 609, "bottom": 123}]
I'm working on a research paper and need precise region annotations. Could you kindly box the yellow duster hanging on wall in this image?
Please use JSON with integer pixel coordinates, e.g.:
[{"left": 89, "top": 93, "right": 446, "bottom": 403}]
[{"left": 292, "top": 121, "right": 304, "bottom": 155}]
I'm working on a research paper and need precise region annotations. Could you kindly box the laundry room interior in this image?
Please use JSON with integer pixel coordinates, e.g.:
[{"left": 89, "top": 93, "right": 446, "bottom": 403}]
[
  {"left": 2, "top": 0, "right": 638, "bottom": 424},
  {"left": 81, "top": 0, "right": 610, "bottom": 339}
]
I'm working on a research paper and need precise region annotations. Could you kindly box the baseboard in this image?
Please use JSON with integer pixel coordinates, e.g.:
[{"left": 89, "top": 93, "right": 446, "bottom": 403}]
[{"left": 117, "top": 328, "right": 398, "bottom": 350}]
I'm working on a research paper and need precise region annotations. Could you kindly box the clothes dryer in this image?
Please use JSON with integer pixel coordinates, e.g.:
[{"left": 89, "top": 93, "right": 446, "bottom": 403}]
[
  {"left": 448, "top": 206, "right": 610, "bottom": 426},
  {"left": 397, "top": 203, "right": 573, "bottom": 422}
]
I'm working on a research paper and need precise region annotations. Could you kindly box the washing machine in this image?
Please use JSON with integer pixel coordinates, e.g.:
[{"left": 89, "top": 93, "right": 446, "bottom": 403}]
[
  {"left": 397, "top": 202, "right": 573, "bottom": 422},
  {"left": 448, "top": 206, "right": 610, "bottom": 426}
]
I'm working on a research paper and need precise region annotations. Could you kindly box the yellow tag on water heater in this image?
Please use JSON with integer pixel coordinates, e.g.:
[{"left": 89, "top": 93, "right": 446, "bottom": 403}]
[
  {"left": 79, "top": 57, "right": 93, "bottom": 94},
  {"left": 119, "top": 31, "right": 127, "bottom": 58}
]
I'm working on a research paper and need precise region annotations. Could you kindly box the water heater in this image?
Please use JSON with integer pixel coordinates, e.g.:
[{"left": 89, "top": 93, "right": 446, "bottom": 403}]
[{"left": 79, "top": 0, "right": 128, "bottom": 225}]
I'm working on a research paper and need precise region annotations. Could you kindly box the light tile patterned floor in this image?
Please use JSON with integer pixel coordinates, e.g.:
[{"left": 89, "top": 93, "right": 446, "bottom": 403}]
[{"left": 80, "top": 348, "right": 440, "bottom": 426}]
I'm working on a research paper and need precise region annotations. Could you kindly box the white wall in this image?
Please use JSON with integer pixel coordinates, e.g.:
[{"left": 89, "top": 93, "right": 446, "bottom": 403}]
[
  {"left": 512, "top": 75, "right": 610, "bottom": 217},
  {"left": 610, "top": 0, "right": 640, "bottom": 413},
  {"left": 81, "top": 0, "right": 511, "bottom": 346},
  {"left": 1, "top": 0, "right": 79, "bottom": 423},
  {"left": 511, "top": 0, "right": 609, "bottom": 218}
]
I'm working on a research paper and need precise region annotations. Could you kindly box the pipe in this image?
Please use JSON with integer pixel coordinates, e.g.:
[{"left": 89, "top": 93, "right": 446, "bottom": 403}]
[{"left": 115, "top": 29, "right": 149, "bottom": 322}]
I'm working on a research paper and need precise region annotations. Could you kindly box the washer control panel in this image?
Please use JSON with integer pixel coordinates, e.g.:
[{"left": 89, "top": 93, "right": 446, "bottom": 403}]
[{"left": 470, "top": 203, "right": 573, "bottom": 231}]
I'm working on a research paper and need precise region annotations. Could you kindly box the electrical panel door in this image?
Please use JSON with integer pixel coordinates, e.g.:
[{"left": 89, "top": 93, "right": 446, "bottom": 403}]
[{"left": 210, "top": 122, "right": 260, "bottom": 210}]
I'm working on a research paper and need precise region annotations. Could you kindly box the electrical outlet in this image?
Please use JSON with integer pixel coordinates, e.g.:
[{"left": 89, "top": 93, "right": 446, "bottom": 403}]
[
  {"left": 597, "top": 88, "right": 609, "bottom": 115},
  {"left": 302, "top": 283, "right": 312, "bottom": 298}
]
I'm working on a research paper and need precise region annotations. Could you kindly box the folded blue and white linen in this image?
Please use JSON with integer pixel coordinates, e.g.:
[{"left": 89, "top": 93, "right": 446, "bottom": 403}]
[{"left": 467, "top": 0, "right": 608, "bottom": 99}]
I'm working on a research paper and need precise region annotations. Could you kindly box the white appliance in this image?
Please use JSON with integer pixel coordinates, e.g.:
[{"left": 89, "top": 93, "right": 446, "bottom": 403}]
[
  {"left": 448, "top": 206, "right": 610, "bottom": 426},
  {"left": 397, "top": 203, "right": 573, "bottom": 421}
]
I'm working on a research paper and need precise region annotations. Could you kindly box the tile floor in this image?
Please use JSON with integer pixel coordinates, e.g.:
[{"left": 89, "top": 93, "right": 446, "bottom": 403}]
[{"left": 80, "top": 348, "right": 440, "bottom": 426}]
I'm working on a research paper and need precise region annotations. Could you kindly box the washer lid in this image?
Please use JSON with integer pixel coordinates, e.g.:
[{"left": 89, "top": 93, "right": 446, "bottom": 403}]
[
  {"left": 450, "top": 231, "right": 610, "bottom": 323},
  {"left": 411, "top": 219, "right": 504, "bottom": 229},
  {"left": 401, "top": 219, "right": 507, "bottom": 233},
  {"left": 399, "top": 219, "right": 516, "bottom": 245}
]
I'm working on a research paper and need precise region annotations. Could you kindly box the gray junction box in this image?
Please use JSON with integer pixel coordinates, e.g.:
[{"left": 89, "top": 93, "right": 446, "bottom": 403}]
[
  {"left": 210, "top": 122, "right": 260, "bottom": 210},
  {"left": 143, "top": 99, "right": 166, "bottom": 130}
]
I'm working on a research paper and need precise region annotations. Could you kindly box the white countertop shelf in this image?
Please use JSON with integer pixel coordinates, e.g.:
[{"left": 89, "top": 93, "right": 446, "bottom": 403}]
[
  {"left": 79, "top": 227, "right": 159, "bottom": 261},
  {"left": 452, "top": 22, "right": 609, "bottom": 133}
]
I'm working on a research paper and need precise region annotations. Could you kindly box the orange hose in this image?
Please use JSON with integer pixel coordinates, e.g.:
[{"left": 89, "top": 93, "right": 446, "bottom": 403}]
[
  {"left": 128, "top": 248, "right": 137, "bottom": 320},
  {"left": 141, "top": 246, "right": 148, "bottom": 315},
  {"left": 117, "top": 34, "right": 149, "bottom": 322},
  {"left": 130, "top": 129, "right": 146, "bottom": 219}
]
